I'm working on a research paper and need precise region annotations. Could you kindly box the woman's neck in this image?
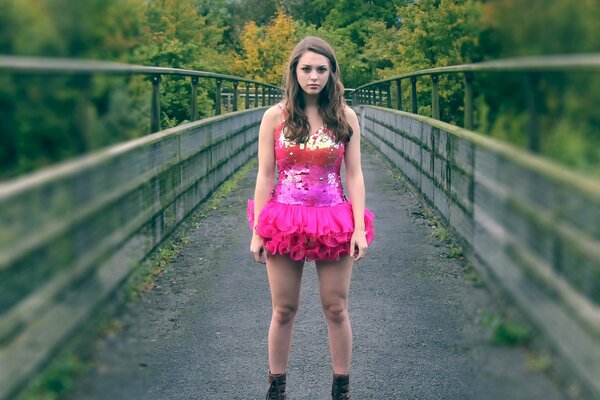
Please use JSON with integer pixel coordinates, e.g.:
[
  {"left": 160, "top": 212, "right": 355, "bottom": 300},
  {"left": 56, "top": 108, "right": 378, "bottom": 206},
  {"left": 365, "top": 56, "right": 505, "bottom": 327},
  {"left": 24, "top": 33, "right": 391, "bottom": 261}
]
[{"left": 302, "top": 93, "right": 319, "bottom": 107}]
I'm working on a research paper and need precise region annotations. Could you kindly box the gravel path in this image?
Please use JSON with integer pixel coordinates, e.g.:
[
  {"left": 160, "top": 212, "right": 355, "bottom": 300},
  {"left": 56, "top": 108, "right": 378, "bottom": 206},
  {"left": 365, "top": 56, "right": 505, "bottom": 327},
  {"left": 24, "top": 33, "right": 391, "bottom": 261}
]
[{"left": 68, "top": 146, "right": 567, "bottom": 400}]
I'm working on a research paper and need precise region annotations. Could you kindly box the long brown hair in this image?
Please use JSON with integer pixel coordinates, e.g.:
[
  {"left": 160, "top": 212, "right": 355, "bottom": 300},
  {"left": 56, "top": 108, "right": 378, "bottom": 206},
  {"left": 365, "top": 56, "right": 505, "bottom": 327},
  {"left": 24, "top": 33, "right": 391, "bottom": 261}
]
[{"left": 283, "top": 36, "right": 352, "bottom": 143}]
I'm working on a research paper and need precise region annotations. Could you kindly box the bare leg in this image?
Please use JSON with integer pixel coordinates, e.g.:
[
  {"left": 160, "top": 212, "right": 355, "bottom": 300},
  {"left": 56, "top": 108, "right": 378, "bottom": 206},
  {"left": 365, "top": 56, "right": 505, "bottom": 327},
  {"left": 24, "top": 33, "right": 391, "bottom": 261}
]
[
  {"left": 315, "top": 256, "right": 353, "bottom": 375},
  {"left": 266, "top": 253, "right": 304, "bottom": 374}
]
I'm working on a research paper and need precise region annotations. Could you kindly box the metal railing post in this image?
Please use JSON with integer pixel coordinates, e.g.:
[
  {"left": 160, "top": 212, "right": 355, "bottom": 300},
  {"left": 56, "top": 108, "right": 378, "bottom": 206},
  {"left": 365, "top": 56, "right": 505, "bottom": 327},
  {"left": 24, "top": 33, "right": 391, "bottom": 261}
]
[
  {"left": 525, "top": 73, "right": 540, "bottom": 153},
  {"left": 245, "top": 84, "right": 250, "bottom": 109},
  {"left": 190, "top": 76, "right": 198, "bottom": 121},
  {"left": 253, "top": 83, "right": 258, "bottom": 108},
  {"left": 464, "top": 72, "right": 474, "bottom": 130},
  {"left": 396, "top": 79, "right": 402, "bottom": 110},
  {"left": 410, "top": 77, "right": 418, "bottom": 114},
  {"left": 386, "top": 83, "right": 392, "bottom": 108},
  {"left": 431, "top": 74, "right": 440, "bottom": 120},
  {"left": 233, "top": 81, "right": 239, "bottom": 112},
  {"left": 215, "top": 78, "right": 222, "bottom": 115},
  {"left": 76, "top": 74, "right": 92, "bottom": 148},
  {"left": 151, "top": 74, "right": 161, "bottom": 132}
]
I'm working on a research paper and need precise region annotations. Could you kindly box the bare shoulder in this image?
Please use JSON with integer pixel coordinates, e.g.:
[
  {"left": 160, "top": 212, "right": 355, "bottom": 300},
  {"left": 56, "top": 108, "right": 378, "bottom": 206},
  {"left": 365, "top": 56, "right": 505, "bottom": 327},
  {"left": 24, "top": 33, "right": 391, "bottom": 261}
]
[
  {"left": 262, "top": 104, "right": 283, "bottom": 129},
  {"left": 261, "top": 103, "right": 285, "bottom": 127},
  {"left": 343, "top": 105, "right": 359, "bottom": 124},
  {"left": 343, "top": 105, "right": 360, "bottom": 134}
]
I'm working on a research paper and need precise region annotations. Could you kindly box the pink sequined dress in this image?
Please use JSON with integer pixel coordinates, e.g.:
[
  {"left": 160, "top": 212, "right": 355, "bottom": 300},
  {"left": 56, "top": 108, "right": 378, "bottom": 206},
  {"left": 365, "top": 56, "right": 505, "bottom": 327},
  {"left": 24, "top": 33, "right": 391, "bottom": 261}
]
[{"left": 247, "top": 104, "right": 375, "bottom": 262}]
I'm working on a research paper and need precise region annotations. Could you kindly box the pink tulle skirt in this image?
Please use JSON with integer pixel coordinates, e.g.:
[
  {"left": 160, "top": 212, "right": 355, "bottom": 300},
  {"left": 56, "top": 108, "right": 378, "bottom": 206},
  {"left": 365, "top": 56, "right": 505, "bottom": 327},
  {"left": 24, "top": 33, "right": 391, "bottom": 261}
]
[{"left": 247, "top": 199, "right": 375, "bottom": 262}]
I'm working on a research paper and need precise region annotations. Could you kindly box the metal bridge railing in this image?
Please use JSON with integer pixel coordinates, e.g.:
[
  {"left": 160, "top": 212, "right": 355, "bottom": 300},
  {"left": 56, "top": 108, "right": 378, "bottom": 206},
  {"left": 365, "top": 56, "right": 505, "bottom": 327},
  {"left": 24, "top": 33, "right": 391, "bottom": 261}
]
[
  {"left": 0, "top": 55, "right": 282, "bottom": 133},
  {"left": 352, "top": 54, "right": 600, "bottom": 153}
]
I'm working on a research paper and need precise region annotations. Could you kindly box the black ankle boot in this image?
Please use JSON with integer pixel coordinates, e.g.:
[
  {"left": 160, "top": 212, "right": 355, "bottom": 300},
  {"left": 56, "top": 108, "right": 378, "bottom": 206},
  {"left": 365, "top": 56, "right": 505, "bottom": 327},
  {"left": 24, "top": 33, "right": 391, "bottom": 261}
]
[
  {"left": 331, "top": 373, "right": 350, "bottom": 399},
  {"left": 266, "top": 371, "right": 286, "bottom": 400}
]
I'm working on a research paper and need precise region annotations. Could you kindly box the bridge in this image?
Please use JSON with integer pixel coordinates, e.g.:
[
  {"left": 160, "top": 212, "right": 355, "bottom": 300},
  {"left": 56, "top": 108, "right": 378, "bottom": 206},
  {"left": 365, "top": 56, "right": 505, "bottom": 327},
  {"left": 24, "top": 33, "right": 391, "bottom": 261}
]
[{"left": 0, "top": 55, "right": 599, "bottom": 399}]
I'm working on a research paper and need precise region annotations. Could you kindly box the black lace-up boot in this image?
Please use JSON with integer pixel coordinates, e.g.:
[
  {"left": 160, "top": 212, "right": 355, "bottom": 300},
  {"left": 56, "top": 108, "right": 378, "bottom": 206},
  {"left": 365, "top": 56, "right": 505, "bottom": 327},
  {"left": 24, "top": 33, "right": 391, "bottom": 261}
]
[
  {"left": 331, "top": 373, "right": 350, "bottom": 399},
  {"left": 266, "top": 371, "right": 286, "bottom": 400}
]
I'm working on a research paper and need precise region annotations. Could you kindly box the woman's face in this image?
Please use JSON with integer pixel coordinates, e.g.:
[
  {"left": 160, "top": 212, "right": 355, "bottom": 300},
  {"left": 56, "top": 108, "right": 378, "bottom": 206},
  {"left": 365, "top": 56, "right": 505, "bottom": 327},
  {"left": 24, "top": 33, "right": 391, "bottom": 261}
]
[{"left": 295, "top": 50, "right": 331, "bottom": 96}]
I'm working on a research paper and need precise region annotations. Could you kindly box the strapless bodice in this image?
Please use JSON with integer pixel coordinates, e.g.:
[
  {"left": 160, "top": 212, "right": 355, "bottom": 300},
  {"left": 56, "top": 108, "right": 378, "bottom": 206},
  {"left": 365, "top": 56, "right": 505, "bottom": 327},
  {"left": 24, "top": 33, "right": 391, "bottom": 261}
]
[{"left": 270, "top": 123, "right": 347, "bottom": 207}]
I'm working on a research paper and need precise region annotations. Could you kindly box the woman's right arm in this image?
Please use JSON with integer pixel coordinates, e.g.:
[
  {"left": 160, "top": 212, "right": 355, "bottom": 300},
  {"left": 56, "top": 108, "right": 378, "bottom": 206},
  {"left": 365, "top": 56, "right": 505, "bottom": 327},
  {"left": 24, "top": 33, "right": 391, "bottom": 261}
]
[{"left": 250, "top": 106, "right": 279, "bottom": 263}]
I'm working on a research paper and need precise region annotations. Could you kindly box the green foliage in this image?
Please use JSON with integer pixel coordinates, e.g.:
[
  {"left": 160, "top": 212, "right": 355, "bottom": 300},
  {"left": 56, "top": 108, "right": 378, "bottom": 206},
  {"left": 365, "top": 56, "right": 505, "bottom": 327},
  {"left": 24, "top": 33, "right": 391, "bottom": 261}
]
[
  {"left": 526, "top": 351, "right": 552, "bottom": 373},
  {"left": 2, "top": 0, "right": 599, "bottom": 178},
  {"left": 481, "top": 311, "right": 534, "bottom": 346},
  {"left": 0, "top": 0, "right": 231, "bottom": 179},
  {"left": 326, "top": 0, "right": 404, "bottom": 30},
  {"left": 464, "top": 262, "right": 485, "bottom": 287},
  {"left": 477, "top": 0, "right": 600, "bottom": 175},
  {"left": 17, "top": 352, "right": 87, "bottom": 400},
  {"left": 0, "top": 0, "right": 148, "bottom": 179},
  {"left": 286, "top": 0, "right": 336, "bottom": 28},
  {"left": 0, "top": 0, "right": 62, "bottom": 55},
  {"left": 429, "top": 223, "right": 464, "bottom": 259},
  {"left": 387, "top": 0, "right": 484, "bottom": 123},
  {"left": 293, "top": 22, "right": 364, "bottom": 87},
  {"left": 396, "top": 0, "right": 484, "bottom": 70},
  {"left": 481, "top": 0, "right": 599, "bottom": 57},
  {"left": 135, "top": 0, "right": 232, "bottom": 123},
  {"left": 291, "top": 1, "right": 407, "bottom": 88},
  {"left": 233, "top": 7, "right": 297, "bottom": 84}
]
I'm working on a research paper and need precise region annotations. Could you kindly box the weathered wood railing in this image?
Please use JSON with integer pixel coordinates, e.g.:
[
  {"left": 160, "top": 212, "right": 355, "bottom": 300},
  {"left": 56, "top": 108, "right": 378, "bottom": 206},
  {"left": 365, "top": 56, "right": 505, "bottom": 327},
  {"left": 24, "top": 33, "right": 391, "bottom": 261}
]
[
  {"left": 0, "top": 57, "right": 275, "bottom": 400},
  {"left": 354, "top": 55, "right": 600, "bottom": 396}
]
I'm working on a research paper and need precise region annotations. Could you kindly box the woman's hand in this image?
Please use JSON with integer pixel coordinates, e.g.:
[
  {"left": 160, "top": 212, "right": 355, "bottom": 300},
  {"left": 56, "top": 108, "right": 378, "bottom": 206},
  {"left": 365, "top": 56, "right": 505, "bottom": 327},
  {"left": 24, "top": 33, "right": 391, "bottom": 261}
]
[
  {"left": 350, "top": 229, "right": 368, "bottom": 262},
  {"left": 250, "top": 231, "right": 269, "bottom": 264}
]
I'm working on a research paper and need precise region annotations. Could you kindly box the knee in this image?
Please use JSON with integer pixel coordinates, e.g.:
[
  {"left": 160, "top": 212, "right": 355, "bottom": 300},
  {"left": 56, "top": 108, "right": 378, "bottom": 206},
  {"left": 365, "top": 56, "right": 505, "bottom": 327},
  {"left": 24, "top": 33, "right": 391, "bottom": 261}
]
[
  {"left": 272, "top": 304, "right": 298, "bottom": 325},
  {"left": 322, "top": 302, "right": 348, "bottom": 324}
]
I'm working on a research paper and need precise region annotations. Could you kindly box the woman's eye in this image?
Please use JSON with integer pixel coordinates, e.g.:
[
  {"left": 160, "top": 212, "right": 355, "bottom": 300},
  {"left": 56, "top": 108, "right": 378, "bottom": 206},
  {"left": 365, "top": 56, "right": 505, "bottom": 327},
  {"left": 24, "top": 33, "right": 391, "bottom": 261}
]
[
  {"left": 318, "top": 68, "right": 327, "bottom": 73},
  {"left": 302, "top": 67, "right": 310, "bottom": 72}
]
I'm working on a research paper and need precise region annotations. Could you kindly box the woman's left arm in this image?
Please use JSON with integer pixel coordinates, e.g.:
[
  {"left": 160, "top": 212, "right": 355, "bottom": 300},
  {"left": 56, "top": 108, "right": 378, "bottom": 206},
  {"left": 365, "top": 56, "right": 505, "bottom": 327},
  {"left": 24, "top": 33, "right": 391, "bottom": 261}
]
[{"left": 343, "top": 106, "right": 368, "bottom": 262}]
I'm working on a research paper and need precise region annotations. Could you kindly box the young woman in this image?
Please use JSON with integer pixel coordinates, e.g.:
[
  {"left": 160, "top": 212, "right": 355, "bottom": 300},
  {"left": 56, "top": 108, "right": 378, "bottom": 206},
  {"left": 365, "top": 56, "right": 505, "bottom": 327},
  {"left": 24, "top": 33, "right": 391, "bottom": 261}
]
[{"left": 247, "top": 36, "right": 375, "bottom": 400}]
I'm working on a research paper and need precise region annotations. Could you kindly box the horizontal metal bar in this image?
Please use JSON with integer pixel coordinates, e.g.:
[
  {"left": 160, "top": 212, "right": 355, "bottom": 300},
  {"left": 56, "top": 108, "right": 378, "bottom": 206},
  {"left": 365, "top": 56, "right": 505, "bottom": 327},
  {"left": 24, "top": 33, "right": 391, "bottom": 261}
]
[
  {"left": 354, "top": 53, "right": 600, "bottom": 91},
  {"left": 0, "top": 55, "right": 281, "bottom": 89}
]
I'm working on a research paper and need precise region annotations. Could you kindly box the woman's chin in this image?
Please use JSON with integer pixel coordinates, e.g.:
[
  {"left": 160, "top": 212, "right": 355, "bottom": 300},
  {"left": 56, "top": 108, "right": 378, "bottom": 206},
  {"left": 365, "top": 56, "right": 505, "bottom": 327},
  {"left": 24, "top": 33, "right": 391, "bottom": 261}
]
[{"left": 303, "top": 87, "right": 322, "bottom": 96}]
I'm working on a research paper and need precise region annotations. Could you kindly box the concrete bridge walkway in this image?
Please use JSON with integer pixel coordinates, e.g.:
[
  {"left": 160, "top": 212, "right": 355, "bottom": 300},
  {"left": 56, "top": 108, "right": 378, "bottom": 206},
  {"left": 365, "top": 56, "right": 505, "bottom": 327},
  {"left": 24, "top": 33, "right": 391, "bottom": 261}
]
[{"left": 68, "top": 145, "right": 567, "bottom": 399}]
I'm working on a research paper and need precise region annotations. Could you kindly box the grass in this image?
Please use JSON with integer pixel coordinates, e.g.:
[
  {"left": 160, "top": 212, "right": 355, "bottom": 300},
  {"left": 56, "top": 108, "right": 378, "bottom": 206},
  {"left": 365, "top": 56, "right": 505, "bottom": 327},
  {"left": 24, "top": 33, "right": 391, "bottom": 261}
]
[
  {"left": 463, "top": 261, "right": 485, "bottom": 288},
  {"left": 18, "top": 354, "right": 87, "bottom": 400},
  {"left": 16, "top": 157, "right": 257, "bottom": 400},
  {"left": 526, "top": 351, "right": 553, "bottom": 373},
  {"left": 480, "top": 310, "right": 534, "bottom": 346},
  {"left": 428, "top": 219, "right": 464, "bottom": 260}
]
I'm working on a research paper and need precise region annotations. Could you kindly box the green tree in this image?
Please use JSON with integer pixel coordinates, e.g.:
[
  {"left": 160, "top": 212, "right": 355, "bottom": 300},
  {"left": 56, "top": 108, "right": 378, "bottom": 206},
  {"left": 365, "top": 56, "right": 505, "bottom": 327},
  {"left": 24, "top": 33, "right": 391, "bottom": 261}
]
[
  {"left": 288, "top": 0, "right": 407, "bottom": 88},
  {"left": 233, "top": 7, "right": 296, "bottom": 84},
  {"left": 0, "top": 0, "right": 148, "bottom": 178},
  {"left": 135, "top": 0, "right": 233, "bottom": 125},
  {"left": 479, "top": 0, "right": 600, "bottom": 174},
  {"left": 286, "top": 0, "right": 336, "bottom": 28},
  {"left": 293, "top": 22, "right": 364, "bottom": 88},
  {"left": 386, "top": 0, "right": 484, "bottom": 123},
  {"left": 0, "top": 0, "right": 61, "bottom": 56}
]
